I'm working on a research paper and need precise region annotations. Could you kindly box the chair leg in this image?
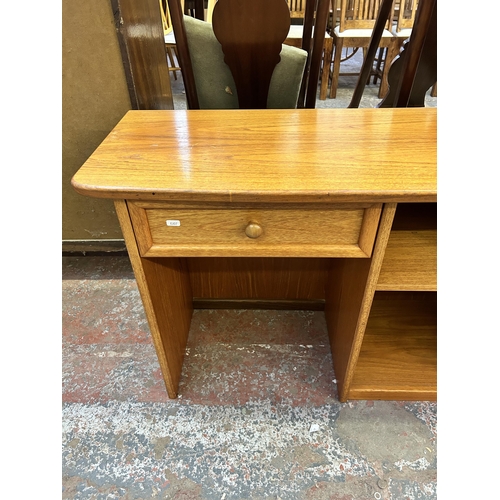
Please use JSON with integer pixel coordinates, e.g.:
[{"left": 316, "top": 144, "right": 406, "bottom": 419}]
[
  {"left": 363, "top": 48, "right": 374, "bottom": 85},
  {"left": 319, "top": 38, "right": 333, "bottom": 100},
  {"left": 171, "top": 48, "right": 178, "bottom": 80},
  {"left": 329, "top": 39, "right": 343, "bottom": 99},
  {"left": 360, "top": 48, "right": 371, "bottom": 85},
  {"left": 378, "top": 41, "right": 398, "bottom": 98},
  {"left": 373, "top": 47, "right": 386, "bottom": 85},
  {"left": 173, "top": 46, "right": 181, "bottom": 77},
  {"left": 165, "top": 45, "right": 179, "bottom": 80}
]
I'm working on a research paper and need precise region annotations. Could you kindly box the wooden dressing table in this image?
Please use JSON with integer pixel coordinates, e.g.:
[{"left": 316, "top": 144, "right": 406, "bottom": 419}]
[{"left": 71, "top": 107, "right": 437, "bottom": 402}]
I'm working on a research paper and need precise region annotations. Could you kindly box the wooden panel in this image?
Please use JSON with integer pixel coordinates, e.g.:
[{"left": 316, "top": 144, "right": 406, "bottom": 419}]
[
  {"left": 188, "top": 257, "right": 329, "bottom": 300},
  {"left": 112, "top": 0, "right": 174, "bottom": 110},
  {"left": 114, "top": 200, "right": 193, "bottom": 398},
  {"left": 348, "top": 291, "right": 437, "bottom": 400},
  {"left": 377, "top": 229, "right": 437, "bottom": 291},
  {"left": 325, "top": 257, "right": 372, "bottom": 396},
  {"left": 128, "top": 202, "right": 381, "bottom": 258},
  {"left": 325, "top": 203, "right": 396, "bottom": 401},
  {"left": 71, "top": 108, "right": 437, "bottom": 204}
]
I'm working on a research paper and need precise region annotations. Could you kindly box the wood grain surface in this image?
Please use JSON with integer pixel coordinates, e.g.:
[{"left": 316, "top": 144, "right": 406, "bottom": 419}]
[
  {"left": 348, "top": 291, "right": 437, "bottom": 400},
  {"left": 72, "top": 109, "right": 438, "bottom": 402},
  {"left": 377, "top": 202, "right": 437, "bottom": 291},
  {"left": 188, "top": 257, "right": 330, "bottom": 300},
  {"left": 127, "top": 201, "right": 382, "bottom": 258},
  {"left": 114, "top": 200, "right": 193, "bottom": 398},
  {"left": 71, "top": 108, "right": 437, "bottom": 203},
  {"left": 111, "top": 0, "right": 173, "bottom": 110},
  {"left": 377, "top": 230, "right": 437, "bottom": 291},
  {"left": 325, "top": 203, "right": 397, "bottom": 401}
]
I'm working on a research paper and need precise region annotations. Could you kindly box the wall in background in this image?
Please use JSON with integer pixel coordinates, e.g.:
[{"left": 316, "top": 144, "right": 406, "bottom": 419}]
[
  {"left": 62, "top": 0, "right": 174, "bottom": 248},
  {"left": 63, "top": 0, "right": 132, "bottom": 242}
]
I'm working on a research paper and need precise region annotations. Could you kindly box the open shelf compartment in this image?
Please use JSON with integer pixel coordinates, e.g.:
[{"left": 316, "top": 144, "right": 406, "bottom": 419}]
[
  {"left": 348, "top": 291, "right": 437, "bottom": 400},
  {"left": 377, "top": 203, "right": 437, "bottom": 291}
]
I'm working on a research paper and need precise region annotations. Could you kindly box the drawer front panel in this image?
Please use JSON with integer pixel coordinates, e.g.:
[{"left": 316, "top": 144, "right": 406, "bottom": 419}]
[{"left": 128, "top": 202, "right": 382, "bottom": 258}]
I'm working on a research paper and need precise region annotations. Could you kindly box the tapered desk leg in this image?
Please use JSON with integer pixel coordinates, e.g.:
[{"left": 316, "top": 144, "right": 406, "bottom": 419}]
[
  {"left": 114, "top": 200, "right": 193, "bottom": 398},
  {"left": 325, "top": 203, "right": 396, "bottom": 401}
]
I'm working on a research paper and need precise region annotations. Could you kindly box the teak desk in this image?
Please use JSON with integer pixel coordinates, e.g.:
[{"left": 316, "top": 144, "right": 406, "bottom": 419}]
[{"left": 72, "top": 108, "right": 437, "bottom": 402}]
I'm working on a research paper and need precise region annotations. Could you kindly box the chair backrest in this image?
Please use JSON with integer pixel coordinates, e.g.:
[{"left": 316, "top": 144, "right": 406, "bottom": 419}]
[
  {"left": 168, "top": 0, "right": 329, "bottom": 109},
  {"left": 159, "top": 0, "right": 186, "bottom": 36},
  {"left": 159, "top": 0, "right": 172, "bottom": 35},
  {"left": 206, "top": 0, "right": 217, "bottom": 23},
  {"left": 184, "top": 15, "right": 307, "bottom": 109},
  {"left": 288, "top": 0, "right": 307, "bottom": 19},
  {"left": 209, "top": 1, "right": 308, "bottom": 24},
  {"left": 395, "top": 0, "right": 418, "bottom": 32},
  {"left": 347, "top": 0, "right": 434, "bottom": 108},
  {"left": 339, "top": 0, "right": 394, "bottom": 32},
  {"left": 379, "top": 0, "right": 436, "bottom": 107},
  {"left": 212, "top": 0, "right": 301, "bottom": 109}
]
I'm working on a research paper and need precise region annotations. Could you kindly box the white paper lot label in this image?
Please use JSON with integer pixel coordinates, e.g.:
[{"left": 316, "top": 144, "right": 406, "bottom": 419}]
[{"left": 166, "top": 220, "right": 181, "bottom": 227}]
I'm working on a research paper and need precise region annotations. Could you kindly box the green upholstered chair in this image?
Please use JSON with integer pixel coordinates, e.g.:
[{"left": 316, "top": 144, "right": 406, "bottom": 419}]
[{"left": 182, "top": 13, "right": 308, "bottom": 109}]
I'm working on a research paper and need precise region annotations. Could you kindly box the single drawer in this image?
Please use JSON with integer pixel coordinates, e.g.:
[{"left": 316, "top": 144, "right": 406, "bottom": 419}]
[{"left": 127, "top": 201, "right": 382, "bottom": 258}]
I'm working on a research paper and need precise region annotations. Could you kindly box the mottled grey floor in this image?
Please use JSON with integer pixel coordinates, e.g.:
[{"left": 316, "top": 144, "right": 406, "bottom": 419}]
[
  {"left": 62, "top": 401, "right": 436, "bottom": 499},
  {"left": 63, "top": 255, "right": 437, "bottom": 500}
]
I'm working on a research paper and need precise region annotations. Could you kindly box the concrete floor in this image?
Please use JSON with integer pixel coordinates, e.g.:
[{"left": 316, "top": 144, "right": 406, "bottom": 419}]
[
  {"left": 62, "top": 256, "right": 437, "bottom": 500},
  {"left": 62, "top": 55, "right": 438, "bottom": 499}
]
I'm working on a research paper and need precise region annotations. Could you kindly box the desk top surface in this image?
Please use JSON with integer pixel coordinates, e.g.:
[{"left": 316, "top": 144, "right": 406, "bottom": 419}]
[{"left": 72, "top": 108, "right": 437, "bottom": 203}]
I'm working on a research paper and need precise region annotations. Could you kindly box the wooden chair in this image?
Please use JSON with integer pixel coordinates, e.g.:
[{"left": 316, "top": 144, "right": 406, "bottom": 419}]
[
  {"left": 206, "top": 0, "right": 217, "bottom": 23},
  {"left": 386, "top": 0, "right": 418, "bottom": 73},
  {"left": 167, "top": 0, "right": 330, "bottom": 109},
  {"left": 328, "top": 0, "right": 398, "bottom": 99},
  {"left": 394, "top": 0, "right": 418, "bottom": 35},
  {"left": 371, "top": 0, "right": 416, "bottom": 88},
  {"left": 284, "top": 0, "right": 333, "bottom": 100},
  {"left": 348, "top": 0, "right": 436, "bottom": 108},
  {"left": 159, "top": 0, "right": 182, "bottom": 80},
  {"left": 374, "top": 0, "right": 438, "bottom": 102},
  {"left": 378, "top": 0, "right": 436, "bottom": 107}
]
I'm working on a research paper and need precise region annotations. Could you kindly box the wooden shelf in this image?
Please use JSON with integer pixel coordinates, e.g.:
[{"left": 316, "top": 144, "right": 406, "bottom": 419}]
[
  {"left": 348, "top": 292, "right": 437, "bottom": 400},
  {"left": 377, "top": 229, "right": 437, "bottom": 291},
  {"left": 377, "top": 202, "right": 437, "bottom": 291}
]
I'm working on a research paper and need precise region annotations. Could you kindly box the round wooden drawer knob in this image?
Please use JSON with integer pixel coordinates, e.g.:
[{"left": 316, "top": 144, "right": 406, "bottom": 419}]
[{"left": 245, "top": 222, "right": 263, "bottom": 239}]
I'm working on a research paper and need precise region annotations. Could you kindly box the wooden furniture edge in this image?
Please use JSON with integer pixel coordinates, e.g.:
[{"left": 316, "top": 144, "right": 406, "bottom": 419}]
[
  {"left": 114, "top": 200, "right": 194, "bottom": 398},
  {"left": 347, "top": 388, "right": 437, "bottom": 401},
  {"left": 358, "top": 204, "right": 383, "bottom": 256},
  {"left": 343, "top": 203, "right": 398, "bottom": 400},
  {"left": 327, "top": 203, "right": 397, "bottom": 402},
  {"left": 71, "top": 182, "right": 437, "bottom": 204}
]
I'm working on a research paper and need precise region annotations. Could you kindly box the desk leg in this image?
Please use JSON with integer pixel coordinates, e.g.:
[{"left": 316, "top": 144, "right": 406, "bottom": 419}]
[
  {"left": 325, "top": 203, "right": 396, "bottom": 401},
  {"left": 115, "top": 200, "right": 193, "bottom": 398}
]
